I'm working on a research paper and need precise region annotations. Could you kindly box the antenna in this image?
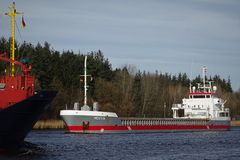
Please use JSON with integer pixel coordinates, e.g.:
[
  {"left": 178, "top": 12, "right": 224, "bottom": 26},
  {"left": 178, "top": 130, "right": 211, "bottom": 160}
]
[
  {"left": 202, "top": 66, "right": 207, "bottom": 92},
  {"left": 4, "top": 2, "right": 24, "bottom": 77},
  {"left": 189, "top": 59, "right": 194, "bottom": 93}
]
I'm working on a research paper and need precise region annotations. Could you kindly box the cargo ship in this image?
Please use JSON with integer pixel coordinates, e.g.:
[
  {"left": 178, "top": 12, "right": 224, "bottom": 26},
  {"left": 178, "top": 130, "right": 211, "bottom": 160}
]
[
  {"left": 0, "top": 2, "right": 56, "bottom": 150},
  {"left": 60, "top": 60, "right": 230, "bottom": 134}
]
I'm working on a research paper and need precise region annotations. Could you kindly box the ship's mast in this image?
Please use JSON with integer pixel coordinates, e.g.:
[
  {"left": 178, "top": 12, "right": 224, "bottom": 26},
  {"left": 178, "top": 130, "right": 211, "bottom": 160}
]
[
  {"left": 84, "top": 56, "right": 87, "bottom": 106},
  {"left": 80, "top": 56, "right": 91, "bottom": 110},
  {"left": 5, "top": 2, "right": 23, "bottom": 76}
]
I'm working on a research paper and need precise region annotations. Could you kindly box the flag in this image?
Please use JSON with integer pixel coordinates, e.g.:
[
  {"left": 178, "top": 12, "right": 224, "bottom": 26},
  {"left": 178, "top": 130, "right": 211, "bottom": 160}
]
[{"left": 21, "top": 16, "right": 26, "bottom": 30}]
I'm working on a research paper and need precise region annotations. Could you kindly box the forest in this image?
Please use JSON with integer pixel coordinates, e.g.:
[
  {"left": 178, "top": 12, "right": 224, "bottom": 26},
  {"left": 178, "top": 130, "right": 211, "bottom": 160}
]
[{"left": 0, "top": 37, "right": 240, "bottom": 119}]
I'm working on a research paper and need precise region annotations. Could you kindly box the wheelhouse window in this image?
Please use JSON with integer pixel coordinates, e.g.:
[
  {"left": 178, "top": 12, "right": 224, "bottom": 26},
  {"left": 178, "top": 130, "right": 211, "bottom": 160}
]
[
  {"left": 219, "top": 112, "right": 229, "bottom": 117},
  {"left": 193, "top": 95, "right": 205, "bottom": 98}
]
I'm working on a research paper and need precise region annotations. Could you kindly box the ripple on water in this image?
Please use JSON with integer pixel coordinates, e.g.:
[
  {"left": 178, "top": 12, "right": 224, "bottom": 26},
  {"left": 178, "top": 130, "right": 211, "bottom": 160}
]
[{"left": 1, "top": 128, "right": 240, "bottom": 160}]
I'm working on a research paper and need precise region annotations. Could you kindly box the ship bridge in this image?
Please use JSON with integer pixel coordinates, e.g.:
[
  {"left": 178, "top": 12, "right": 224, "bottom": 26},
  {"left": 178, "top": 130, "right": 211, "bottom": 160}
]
[{"left": 172, "top": 67, "right": 230, "bottom": 120}]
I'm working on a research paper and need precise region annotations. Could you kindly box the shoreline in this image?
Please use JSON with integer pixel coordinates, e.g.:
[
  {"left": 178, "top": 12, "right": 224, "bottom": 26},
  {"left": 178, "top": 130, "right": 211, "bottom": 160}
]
[
  {"left": 33, "top": 120, "right": 64, "bottom": 129},
  {"left": 33, "top": 120, "right": 240, "bottom": 129},
  {"left": 231, "top": 120, "right": 240, "bottom": 127}
]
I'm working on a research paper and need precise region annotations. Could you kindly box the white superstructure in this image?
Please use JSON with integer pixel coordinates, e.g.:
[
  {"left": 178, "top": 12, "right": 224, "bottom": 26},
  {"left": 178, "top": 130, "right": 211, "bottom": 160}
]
[{"left": 172, "top": 67, "right": 230, "bottom": 121}]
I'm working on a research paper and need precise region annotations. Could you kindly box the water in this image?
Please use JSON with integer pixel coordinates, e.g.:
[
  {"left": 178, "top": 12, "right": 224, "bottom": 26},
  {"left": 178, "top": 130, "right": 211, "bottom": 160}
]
[{"left": 1, "top": 127, "right": 240, "bottom": 160}]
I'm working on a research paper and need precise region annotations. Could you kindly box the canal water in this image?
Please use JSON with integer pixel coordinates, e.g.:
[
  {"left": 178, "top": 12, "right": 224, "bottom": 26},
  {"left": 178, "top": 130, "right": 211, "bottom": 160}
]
[{"left": 1, "top": 127, "right": 240, "bottom": 160}]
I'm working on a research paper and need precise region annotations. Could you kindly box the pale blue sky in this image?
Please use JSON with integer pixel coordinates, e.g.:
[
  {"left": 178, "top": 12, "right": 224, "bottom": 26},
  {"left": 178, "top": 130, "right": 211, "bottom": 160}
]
[{"left": 1, "top": 0, "right": 240, "bottom": 90}]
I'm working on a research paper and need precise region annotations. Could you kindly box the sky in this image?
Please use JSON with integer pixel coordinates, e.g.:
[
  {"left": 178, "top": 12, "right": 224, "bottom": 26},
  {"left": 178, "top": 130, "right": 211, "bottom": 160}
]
[{"left": 0, "top": 0, "right": 240, "bottom": 91}]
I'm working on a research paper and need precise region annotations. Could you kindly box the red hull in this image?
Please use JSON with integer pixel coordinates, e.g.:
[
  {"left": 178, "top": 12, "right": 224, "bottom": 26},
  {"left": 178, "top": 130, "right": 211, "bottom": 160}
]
[{"left": 66, "top": 124, "right": 230, "bottom": 133}]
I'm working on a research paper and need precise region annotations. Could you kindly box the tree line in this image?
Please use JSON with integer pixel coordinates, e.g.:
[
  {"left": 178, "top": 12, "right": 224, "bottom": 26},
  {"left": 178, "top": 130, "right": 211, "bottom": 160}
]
[{"left": 0, "top": 37, "right": 239, "bottom": 119}]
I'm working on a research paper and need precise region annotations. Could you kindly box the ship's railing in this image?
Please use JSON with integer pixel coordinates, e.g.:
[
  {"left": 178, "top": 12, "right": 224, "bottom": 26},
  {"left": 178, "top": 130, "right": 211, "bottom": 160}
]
[{"left": 120, "top": 117, "right": 208, "bottom": 126}]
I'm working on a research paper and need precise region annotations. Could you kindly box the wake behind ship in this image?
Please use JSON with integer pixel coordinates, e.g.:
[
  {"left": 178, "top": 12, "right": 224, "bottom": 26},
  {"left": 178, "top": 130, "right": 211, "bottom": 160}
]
[
  {"left": 60, "top": 57, "right": 231, "bottom": 133},
  {"left": 0, "top": 2, "right": 56, "bottom": 150}
]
